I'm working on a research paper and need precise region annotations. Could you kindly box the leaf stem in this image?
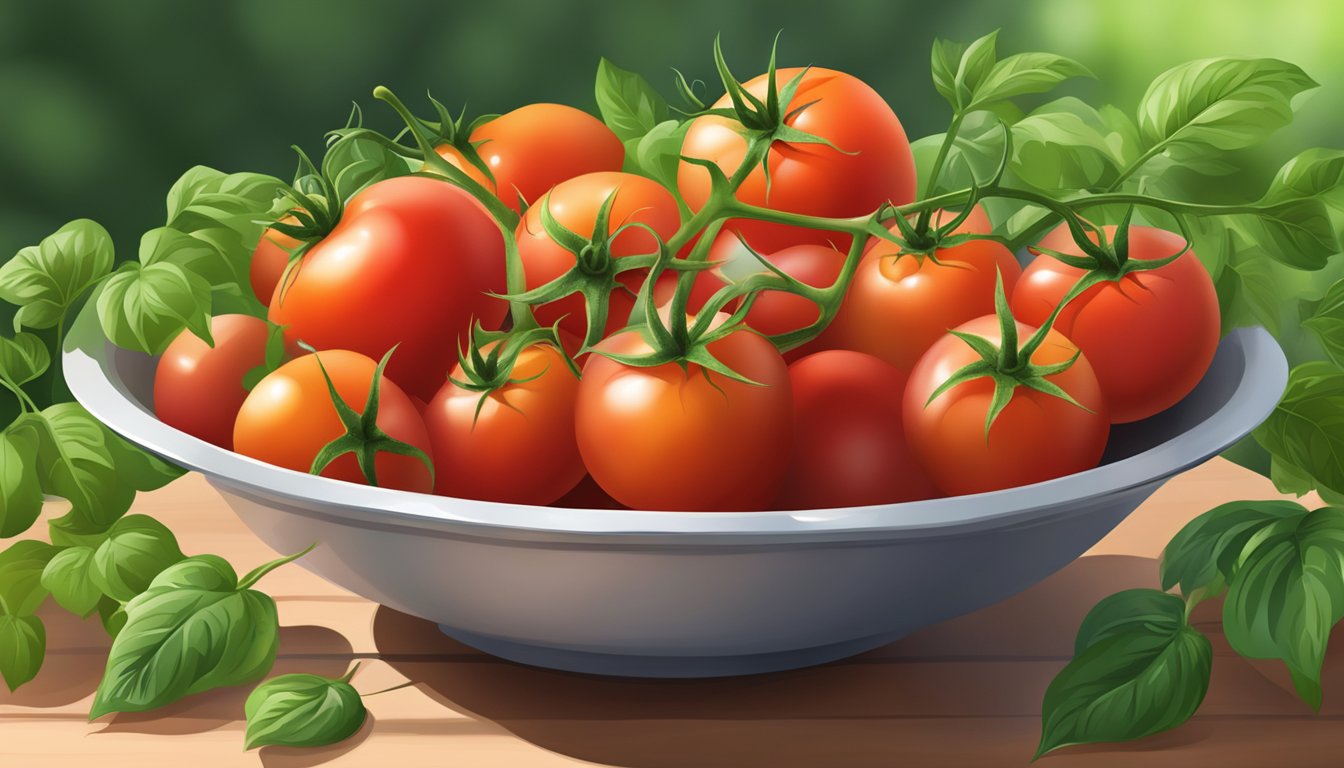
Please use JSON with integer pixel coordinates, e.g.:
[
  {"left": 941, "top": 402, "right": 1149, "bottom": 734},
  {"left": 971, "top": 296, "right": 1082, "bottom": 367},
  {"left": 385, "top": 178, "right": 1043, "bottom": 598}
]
[{"left": 922, "top": 111, "right": 965, "bottom": 201}]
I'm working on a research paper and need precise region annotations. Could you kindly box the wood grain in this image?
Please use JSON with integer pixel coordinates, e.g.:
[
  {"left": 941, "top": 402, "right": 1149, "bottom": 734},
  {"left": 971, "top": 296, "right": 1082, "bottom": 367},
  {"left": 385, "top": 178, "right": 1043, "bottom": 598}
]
[{"left": 2, "top": 459, "right": 1340, "bottom": 767}]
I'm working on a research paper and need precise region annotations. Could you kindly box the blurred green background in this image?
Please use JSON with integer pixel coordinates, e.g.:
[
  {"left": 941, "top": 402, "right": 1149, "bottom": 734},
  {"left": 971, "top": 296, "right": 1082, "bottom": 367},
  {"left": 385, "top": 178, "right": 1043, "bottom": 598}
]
[{"left": 2, "top": 0, "right": 1340, "bottom": 265}]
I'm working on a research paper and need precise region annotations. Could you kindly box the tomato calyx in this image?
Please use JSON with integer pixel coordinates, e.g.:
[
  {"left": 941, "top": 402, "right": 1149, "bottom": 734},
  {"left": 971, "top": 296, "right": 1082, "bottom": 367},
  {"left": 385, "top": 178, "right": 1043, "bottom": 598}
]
[
  {"left": 299, "top": 343, "right": 435, "bottom": 488},
  {"left": 415, "top": 94, "right": 498, "bottom": 188},
  {"left": 925, "top": 271, "right": 1090, "bottom": 439},
  {"left": 883, "top": 201, "right": 993, "bottom": 261},
  {"left": 266, "top": 148, "right": 348, "bottom": 304},
  {"left": 449, "top": 322, "right": 578, "bottom": 425},
  {"left": 1028, "top": 206, "right": 1191, "bottom": 282}
]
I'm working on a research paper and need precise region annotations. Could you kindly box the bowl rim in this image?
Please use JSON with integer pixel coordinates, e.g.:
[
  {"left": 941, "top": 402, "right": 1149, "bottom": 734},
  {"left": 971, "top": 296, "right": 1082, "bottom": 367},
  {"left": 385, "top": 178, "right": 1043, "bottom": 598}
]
[{"left": 63, "top": 303, "right": 1286, "bottom": 543}]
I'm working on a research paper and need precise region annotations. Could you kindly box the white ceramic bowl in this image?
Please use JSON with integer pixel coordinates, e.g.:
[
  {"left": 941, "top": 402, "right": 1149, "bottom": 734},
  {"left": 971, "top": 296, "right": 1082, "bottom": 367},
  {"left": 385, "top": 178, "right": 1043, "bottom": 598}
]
[{"left": 64, "top": 303, "right": 1287, "bottom": 677}]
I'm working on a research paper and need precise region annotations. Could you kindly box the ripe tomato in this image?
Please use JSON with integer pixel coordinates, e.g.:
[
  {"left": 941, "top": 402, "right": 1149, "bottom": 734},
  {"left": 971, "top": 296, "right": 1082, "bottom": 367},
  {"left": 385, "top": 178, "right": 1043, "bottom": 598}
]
[
  {"left": 268, "top": 176, "right": 506, "bottom": 401},
  {"left": 576, "top": 324, "right": 792, "bottom": 511},
  {"left": 234, "top": 349, "right": 433, "bottom": 493},
  {"left": 154, "top": 314, "right": 269, "bottom": 450},
  {"left": 678, "top": 67, "right": 915, "bottom": 254},
  {"left": 433, "top": 103, "right": 624, "bottom": 214},
  {"left": 903, "top": 316, "right": 1109, "bottom": 496},
  {"left": 778, "top": 350, "right": 937, "bottom": 509},
  {"left": 516, "top": 171, "right": 681, "bottom": 342},
  {"left": 824, "top": 206, "right": 1019, "bottom": 373},
  {"left": 552, "top": 475, "right": 627, "bottom": 509},
  {"left": 425, "top": 342, "right": 584, "bottom": 505},
  {"left": 708, "top": 243, "right": 846, "bottom": 362},
  {"left": 1011, "top": 224, "right": 1219, "bottom": 423},
  {"left": 250, "top": 216, "right": 300, "bottom": 307}
]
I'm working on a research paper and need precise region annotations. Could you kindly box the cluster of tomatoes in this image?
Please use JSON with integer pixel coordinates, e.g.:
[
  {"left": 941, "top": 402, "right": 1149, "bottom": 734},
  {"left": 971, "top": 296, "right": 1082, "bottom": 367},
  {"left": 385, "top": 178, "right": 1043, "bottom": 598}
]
[{"left": 151, "top": 64, "right": 1222, "bottom": 512}]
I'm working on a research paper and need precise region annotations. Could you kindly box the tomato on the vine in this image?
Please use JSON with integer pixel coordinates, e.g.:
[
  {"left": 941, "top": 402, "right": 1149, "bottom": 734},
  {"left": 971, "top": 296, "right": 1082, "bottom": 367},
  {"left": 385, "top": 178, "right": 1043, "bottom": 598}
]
[
  {"left": 778, "top": 350, "right": 936, "bottom": 508},
  {"left": 709, "top": 243, "right": 846, "bottom": 362},
  {"left": 1011, "top": 224, "right": 1219, "bottom": 423},
  {"left": 154, "top": 314, "right": 270, "bottom": 450},
  {"left": 903, "top": 315, "right": 1109, "bottom": 496},
  {"left": 268, "top": 175, "right": 506, "bottom": 401},
  {"left": 425, "top": 341, "right": 584, "bottom": 505},
  {"left": 824, "top": 206, "right": 1019, "bottom": 373},
  {"left": 234, "top": 349, "right": 433, "bottom": 493},
  {"left": 433, "top": 103, "right": 624, "bottom": 214},
  {"left": 250, "top": 215, "right": 300, "bottom": 307}
]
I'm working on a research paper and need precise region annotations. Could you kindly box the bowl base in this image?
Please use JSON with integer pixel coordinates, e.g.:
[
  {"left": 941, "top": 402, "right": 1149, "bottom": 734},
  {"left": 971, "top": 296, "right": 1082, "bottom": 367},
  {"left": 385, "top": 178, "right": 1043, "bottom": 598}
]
[{"left": 437, "top": 625, "right": 898, "bottom": 678}]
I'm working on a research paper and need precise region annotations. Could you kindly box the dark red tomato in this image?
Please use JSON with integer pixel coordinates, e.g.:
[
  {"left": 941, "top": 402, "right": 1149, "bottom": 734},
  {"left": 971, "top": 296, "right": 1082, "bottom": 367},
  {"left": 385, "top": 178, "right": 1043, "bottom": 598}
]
[
  {"left": 1011, "top": 224, "right": 1220, "bottom": 423},
  {"left": 707, "top": 243, "right": 846, "bottom": 362},
  {"left": 425, "top": 342, "right": 584, "bottom": 505},
  {"left": 551, "top": 475, "right": 627, "bottom": 509},
  {"left": 678, "top": 67, "right": 915, "bottom": 254},
  {"left": 576, "top": 323, "right": 792, "bottom": 511},
  {"left": 903, "top": 316, "right": 1109, "bottom": 497},
  {"left": 516, "top": 172, "right": 681, "bottom": 342},
  {"left": 777, "top": 350, "right": 937, "bottom": 509},
  {"left": 234, "top": 349, "right": 433, "bottom": 493},
  {"left": 824, "top": 206, "right": 1019, "bottom": 373},
  {"left": 250, "top": 215, "right": 300, "bottom": 307},
  {"left": 268, "top": 176, "right": 507, "bottom": 401},
  {"left": 433, "top": 103, "right": 624, "bottom": 214},
  {"left": 154, "top": 314, "right": 269, "bottom": 450}
]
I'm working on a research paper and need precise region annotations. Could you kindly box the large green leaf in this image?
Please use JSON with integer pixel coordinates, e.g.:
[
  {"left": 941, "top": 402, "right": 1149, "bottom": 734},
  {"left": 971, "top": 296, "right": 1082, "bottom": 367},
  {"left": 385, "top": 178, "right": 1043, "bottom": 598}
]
[
  {"left": 96, "top": 261, "right": 214, "bottom": 355},
  {"left": 1160, "top": 500, "right": 1308, "bottom": 597},
  {"left": 0, "top": 219, "right": 114, "bottom": 331},
  {"left": 1254, "top": 362, "right": 1344, "bottom": 497}
]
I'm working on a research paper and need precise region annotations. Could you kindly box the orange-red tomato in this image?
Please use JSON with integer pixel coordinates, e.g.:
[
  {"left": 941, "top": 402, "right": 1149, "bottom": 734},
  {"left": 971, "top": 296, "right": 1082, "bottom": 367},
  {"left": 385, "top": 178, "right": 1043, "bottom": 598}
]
[
  {"left": 778, "top": 350, "right": 937, "bottom": 509},
  {"left": 425, "top": 342, "right": 584, "bottom": 505},
  {"left": 1012, "top": 224, "right": 1219, "bottom": 423},
  {"left": 234, "top": 350, "right": 433, "bottom": 493},
  {"left": 516, "top": 172, "right": 681, "bottom": 342},
  {"left": 710, "top": 243, "right": 846, "bottom": 362},
  {"left": 250, "top": 216, "right": 300, "bottom": 307},
  {"left": 268, "top": 176, "right": 506, "bottom": 401},
  {"left": 154, "top": 314, "right": 269, "bottom": 450},
  {"left": 576, "top": 325, "right": 792, "bottom": 511},
  {"left": 433, "top": 103, "right": 624, "bottom": 214},
  {"left": 903, "top": 316, "right": 1109, "bottom": 497},
  {"left": 679, "top": 67, "right": 915, "bottom": 254},
  {"left": 825, "top": 206, "right": 1020, "bottom": 373}
]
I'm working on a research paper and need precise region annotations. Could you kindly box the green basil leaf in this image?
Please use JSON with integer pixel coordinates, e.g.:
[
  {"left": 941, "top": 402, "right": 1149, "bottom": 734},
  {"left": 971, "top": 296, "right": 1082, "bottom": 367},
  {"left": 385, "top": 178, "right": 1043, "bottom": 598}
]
[
  {"left": 966, "top": 51, "right": 1091, "bottom": 112},
  {"left": 137, "top": 226, "right": 233, "bottom": 288},
  {"left": 0, "top": 219, "right": 114, "bottom": 331},
  {"left": 1010, "top": 98, "right": 1120, "bottom": 191},
  {"left": 626, "top": 119, "right": 691, "bottom": 194},
  {"left": 1223, "top": 506, "right": 1344, "bottom": 708},
  {"left": 956, "top": 30, "right": 999, "bottom": 106},
  {"left": 91, "top": 514, "right": 185, "bottom": 603},
  {"left": 1254, "top": 362, "right": 1344, "bottom": 496},
  {"left": 0, "top": 539, "right": 58, "bottom": 616},
  {"left": 91, "top": 554, "right": 280, "bottom": 718},
  {"left": 1305, "top": 278, "right": 1344, "bottom": 367},
  {"left": 19, "top": 403, "right": 134, "bottom": 531},
  {"left": 97, "top": 595, "right": 127, "bottom": 638},
  {"left": 912, "top": 110, "right": 1008, "bottom": 197},
  {"left": 1137, "top": 58, "right": 1317, "bottom": 165},
  {"left": 0, "top": 332, "right": 51, "bottom": 387},
  {"left": 595, "top": 57, "right": 668, "bottom": 144},
  {"left": 0, "top": 614, "right": 45, "bottom": 691},
  {"left": 244, "top": 671, "right": 367, "bottom": 750},
  {"left": 930, "top": 38, "right": 964, "bottom": 109},
  {"left": 323, "top": 135, "right": 414, "bottom": 203},
  {"left": 1261, "top": 147, "right": 1344, "bottom": 210},
  {"left": 1218, "top": 198, "right": 1338, "bottom": 271},
  {"left": 40, "top": 545, "right": 102, "bottom": 617},
  {"left": 96, "top": 261, "right": 214, "bottom": 355},
  {"left": 1038, "top": 618, "right": 1210, "bottom": 758},
  {"left": 1160, "top": 500, "right": 1308, "bottom": 597},
  {"left": 0, "top": 428, "right": 44, "bottom": 538},
  {"left": 1074, "top": 589, "right": 1186, "bottom": 654},
  {"left": 1271, "top": 456, "right": 1319, "bottom": 496}
]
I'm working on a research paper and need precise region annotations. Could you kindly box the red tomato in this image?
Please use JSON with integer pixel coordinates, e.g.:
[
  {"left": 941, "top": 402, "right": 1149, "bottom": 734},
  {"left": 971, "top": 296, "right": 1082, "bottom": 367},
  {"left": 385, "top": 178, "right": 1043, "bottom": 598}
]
[
  {"left": 576, "top": 324, "right": 792, "bottom": 511},
  {"left": 234, "top": 349, "right": 433, "bottom": 493},
  {"left": 516, "top": 172, "right": 681, "bottom": 342},
  {"left": 551, "top": 475, "right": 627, "bottom": 509},
  {"left": 778, "top": 351, "right": 937, "bottom": 508},
  {"left": 708, "top": 243, "right": 846, "bottom": 362},
  {"left": 824, "top": 206, "right": 1020, "bottom": 373},
  {"left": 250, "top": 216, "right": 300, "bottom": 307},
  {"left": 678, "top": 67, "right": 915, "bottom": 254},
  {"left": 425, "top": 342, "right": 584, "bottom": 505},
  {"left": 268, "top": 176, "right": 507, "bottom": 401},
  {"left": 154, "top": 314, "right": 269, "bottom": 450},
  {"left": 1011, "top": 224, "right": 1219, "bottom": 423},
  {"left": 433, "top": 103, "right": 624, "bottom": 214},
  {"left": 903, "top": 316, "right": 1109, "bottom": 496}
]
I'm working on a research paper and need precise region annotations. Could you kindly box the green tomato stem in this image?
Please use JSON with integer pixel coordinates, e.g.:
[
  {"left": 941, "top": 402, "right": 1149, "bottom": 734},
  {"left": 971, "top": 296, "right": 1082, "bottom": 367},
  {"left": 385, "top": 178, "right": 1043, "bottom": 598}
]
[{"left": 921, "top": 111, "right": 965, "bottom": 206}]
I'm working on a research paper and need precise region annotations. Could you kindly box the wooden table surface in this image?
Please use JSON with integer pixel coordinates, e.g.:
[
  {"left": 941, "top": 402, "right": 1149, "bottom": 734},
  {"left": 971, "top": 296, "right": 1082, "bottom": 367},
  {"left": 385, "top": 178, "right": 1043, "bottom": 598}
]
[{"left": 3, "top": 458, "right": 1342, "bottom": 767}]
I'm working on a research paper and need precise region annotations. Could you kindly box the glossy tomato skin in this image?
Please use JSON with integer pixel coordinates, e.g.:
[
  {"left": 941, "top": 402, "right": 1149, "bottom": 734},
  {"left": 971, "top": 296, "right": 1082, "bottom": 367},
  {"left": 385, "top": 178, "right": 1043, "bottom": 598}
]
[
  {"left": 516, "top": 172, "right": 681, "bottom": 342},
  {"left": 1011, "top": 225, "right": 1219, "bottom": 424},
  {"left": 234, "top": 349, "right": 433, "bottom": 493},
  {"left": 433, "top": 103, "right": 624, "bottom": 214},
  {"left": 425, "top": 343, "right": 584, "bottom": 505},
  {"left": 825, "top": 206, "right": 1019, "bottom": 373},
  {"left": 716, "top": 243, "right": 846, "bottom": 362},
  {"left": 250, "top": 216, "right": 300, "bottom": 307},
  {"left": 268, "top": 176, "right": 506, "bottom": 401},
  {"left": 678, "top": 67, "right": 915, "bottom": 254},
  {"left": 903, "top": 316, "right": 1109, "bottom": 497},
  {"left": 154, "top": 314, "right": 269, "bottom": 450},
  {"left": 778, "top": 350, "right": 937, "bottom": 509},
  {"left": 576, "top": 327, "right": 792, "bottom": 511}
]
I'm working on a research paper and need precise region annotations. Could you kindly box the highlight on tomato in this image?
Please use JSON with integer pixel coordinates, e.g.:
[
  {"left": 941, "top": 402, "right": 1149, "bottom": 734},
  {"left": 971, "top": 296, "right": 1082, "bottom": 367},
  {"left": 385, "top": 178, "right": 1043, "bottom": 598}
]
[{"left": 154, "top": 314, "right": 272, "bottom": 450}]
